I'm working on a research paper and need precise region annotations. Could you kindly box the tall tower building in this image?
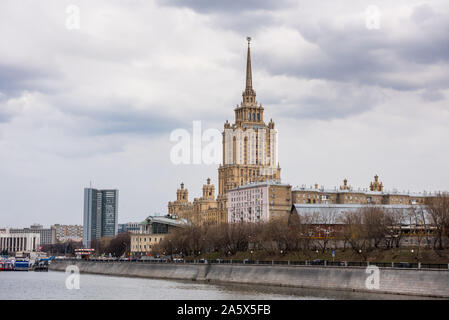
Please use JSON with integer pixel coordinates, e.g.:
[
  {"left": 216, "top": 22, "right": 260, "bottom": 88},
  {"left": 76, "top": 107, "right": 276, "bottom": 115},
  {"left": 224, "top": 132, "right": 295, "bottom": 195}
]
[
  {"left": 218, "top": 37, "right": 281, "bottom": 209},
  {"left": 83, "top": 188, "right": 119, "bottom": 248},
  {"left": 168, "top": 38, "right": 281, "bottom": 224}
]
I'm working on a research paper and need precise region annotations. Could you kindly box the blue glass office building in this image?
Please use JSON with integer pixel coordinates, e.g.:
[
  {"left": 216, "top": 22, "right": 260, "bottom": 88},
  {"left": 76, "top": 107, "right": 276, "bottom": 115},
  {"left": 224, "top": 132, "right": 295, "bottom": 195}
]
[{"left": 83, "top": 188, "right": 119, "bottom": 248}]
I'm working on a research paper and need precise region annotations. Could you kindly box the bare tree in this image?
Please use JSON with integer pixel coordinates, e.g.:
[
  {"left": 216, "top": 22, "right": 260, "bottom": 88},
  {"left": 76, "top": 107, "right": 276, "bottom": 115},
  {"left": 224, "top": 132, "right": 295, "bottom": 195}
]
[
  {"left": 425, "top": 193, "right": 449, "bottom": 250},
  {"left": 106, "top": 233, "right": 130, "bottom": 257}
]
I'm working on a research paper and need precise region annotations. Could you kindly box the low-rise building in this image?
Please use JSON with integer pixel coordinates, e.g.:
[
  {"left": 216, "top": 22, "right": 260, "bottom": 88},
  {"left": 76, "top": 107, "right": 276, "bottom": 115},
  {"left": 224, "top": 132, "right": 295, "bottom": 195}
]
[
  {"left": 130, "top": 215, "right": 189, "bottom": 256},
  {"left": 8, "top": 224, "right": 55, "bottom": 245},
  {"left": 289, "top": 203, "right": 435, "bottom": 247},
  {"left": 118, "top": 222, "right": 141, "bottom": 234},
  {"left": 0, "top": 228, "right": 41, "bottom": 253},
  {"left": 292, "top": 176, "right": 432, "bottom": 206}
]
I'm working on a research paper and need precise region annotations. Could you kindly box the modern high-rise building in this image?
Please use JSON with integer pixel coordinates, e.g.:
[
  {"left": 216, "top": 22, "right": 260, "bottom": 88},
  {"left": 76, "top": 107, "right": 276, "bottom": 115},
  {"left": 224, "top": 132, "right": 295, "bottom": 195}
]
[{"left": 83, "top": 188, "right": 119, "bottom": 248}]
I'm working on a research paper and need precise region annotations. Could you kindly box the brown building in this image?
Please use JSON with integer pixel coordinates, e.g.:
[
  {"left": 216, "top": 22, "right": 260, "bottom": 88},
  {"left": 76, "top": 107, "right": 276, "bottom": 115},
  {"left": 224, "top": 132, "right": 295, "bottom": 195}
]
[
  {"left": 292, "top": 176, "right": 431, "bottom": 206},
  {"left": 167, "top": 38, "right": 435, "bottom": 227},
  {"left": 130, "top": 215, "right": 189, "bottom": 256},
  {"left": 168, "top": 38, "right": 280, "bottom": 225},
  {"left": 168, "top": 179, "right": 227, "bottom": 225}
]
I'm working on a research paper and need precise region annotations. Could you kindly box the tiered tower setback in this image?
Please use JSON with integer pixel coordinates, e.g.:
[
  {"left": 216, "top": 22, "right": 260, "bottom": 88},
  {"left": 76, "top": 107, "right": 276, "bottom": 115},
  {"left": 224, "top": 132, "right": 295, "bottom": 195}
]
[{"left": 218, "top": 37, "right": 281, "bottom": 201}]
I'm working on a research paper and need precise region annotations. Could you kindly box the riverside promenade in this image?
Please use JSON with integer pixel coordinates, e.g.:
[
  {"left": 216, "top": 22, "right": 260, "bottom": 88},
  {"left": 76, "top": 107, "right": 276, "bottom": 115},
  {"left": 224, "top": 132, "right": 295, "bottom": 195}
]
[{"left": 50, "top": 259, "right": 449, "bottom": 298}]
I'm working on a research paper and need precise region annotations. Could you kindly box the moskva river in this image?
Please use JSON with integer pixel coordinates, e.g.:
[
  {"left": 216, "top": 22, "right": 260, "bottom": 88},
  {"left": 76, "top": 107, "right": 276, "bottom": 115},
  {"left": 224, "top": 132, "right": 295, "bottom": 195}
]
[{"left": 0, "top": 271, "right": 430, "bottom": 300}]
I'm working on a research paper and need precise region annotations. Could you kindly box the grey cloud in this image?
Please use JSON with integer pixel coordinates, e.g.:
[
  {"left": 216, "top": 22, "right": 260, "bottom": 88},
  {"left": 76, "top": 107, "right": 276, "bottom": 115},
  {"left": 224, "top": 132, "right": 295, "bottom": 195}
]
[
  {"left": 157, "top": 0, "right": 293, "bottom": 13},
  {"left": 86, "top": 109, "right": 184, "bottom": 136},
  {"left": 0, "top": 111, "right": 11, "bottom": 123},
  {"left": 208, "top": 10, "right": 278, "bottom": 34},
  {"left": 0, "top": 63, "right": 62, "bottom": 97},
  {"left": 271, "top": 85, "right": 385, "bottom": 121},
  {"left": 411, "top": 3, "right": 436, "bottom": 24},
  {"left": 57, "top": 102, "right": 186, "bottom": 136},
  {"left": 421, "top": 89, "right": 445, "bottom": 102},
  {"left": 259, "top": 10, "right": 449, "bottom": 92}
]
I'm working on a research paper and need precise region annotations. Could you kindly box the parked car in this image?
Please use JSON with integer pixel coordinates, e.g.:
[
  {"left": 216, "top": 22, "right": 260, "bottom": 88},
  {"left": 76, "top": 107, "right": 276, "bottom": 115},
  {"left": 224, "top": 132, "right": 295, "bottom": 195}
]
[
  {"left": 397, "top": 262, "right": 412, "bottom": 268},
  {"left": 311, "top": 259, "right": 327, "bottom": 265}
]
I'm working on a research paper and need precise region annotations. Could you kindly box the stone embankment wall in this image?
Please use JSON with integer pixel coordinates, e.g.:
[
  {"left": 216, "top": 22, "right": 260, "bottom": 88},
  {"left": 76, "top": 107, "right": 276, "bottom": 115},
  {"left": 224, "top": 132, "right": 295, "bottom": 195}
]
[{"left": 50, "top": 260, "right": 449, "bottom": 298}]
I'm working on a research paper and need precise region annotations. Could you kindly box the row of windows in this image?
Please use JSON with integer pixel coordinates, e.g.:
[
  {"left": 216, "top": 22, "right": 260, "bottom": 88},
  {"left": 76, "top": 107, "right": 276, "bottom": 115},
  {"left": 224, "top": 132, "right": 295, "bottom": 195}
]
[
  {"left": 132, "top": 237, "right": 162, "bottom": 243},
  {"left": 247, "top": 112, "right": 260, "bottom": 121}
]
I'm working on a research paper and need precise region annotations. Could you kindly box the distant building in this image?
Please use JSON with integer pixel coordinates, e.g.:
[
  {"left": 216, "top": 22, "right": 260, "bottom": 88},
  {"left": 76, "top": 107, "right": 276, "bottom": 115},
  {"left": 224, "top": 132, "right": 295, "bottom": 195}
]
[
  {"left": 292, "top": 176, "right": 431, "bottom": 206},
  {"left": 51, "top": 224, "right": 83, "bottom": 242},
  {"left": 228, "top": 181, "right": 292, "bottom": 223},
  {"left": 166, "top": 39, "right": 440, "bottom": 226},
  {"left": 83, "top": 188, "right": 119, "bottom": 248},
  {"left": 8, "top": 224, "right": 55, "bottom": 245},
  {"left": 130, "top": 214, "right": 189, "bottom": 256},
  {"left": 0, "top": 228, "right": 41, "bottom": 253},
  {"left": 118, "top": 222, "right": 140, "bottom": 234},
  {"left": 168, "top": 179, "right": 227, "bottom": 226},
  {"left": 168, "top": 39, "right": 281, "bottom": 225},
  {"left": 289, "top": 203, "right": 435, "bottom": 247}
]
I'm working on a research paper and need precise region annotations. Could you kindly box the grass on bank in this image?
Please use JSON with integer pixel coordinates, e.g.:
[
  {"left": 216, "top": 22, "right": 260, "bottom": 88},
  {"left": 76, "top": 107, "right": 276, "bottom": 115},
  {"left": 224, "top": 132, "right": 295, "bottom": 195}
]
[{"left": 185, "top": 248, "right": 449, "bottom": 264}]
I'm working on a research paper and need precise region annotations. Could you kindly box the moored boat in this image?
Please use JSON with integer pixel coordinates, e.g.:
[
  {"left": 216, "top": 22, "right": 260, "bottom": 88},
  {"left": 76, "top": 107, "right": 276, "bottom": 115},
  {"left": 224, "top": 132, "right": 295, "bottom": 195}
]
[
  {"left": 14, "top": 259, "right": 30, "bottom": 271},
  {"left": 4, "top": 260, "right": 14, "bottom": 271}
]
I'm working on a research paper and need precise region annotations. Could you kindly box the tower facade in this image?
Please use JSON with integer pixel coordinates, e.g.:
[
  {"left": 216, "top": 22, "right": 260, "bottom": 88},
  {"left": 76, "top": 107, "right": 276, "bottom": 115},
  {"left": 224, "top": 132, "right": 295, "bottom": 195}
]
[
  {"left": 168, "top": 38, "right": 281, "bottom": 225},
  {"left": 218, "top": 38, "right": 281, "bottom": 209},
  {"left": 370, "top": 174, "right": 384, "bottom": 192},
  {"left": 83, "top": 188, "right": 119, "bottom": 248}
]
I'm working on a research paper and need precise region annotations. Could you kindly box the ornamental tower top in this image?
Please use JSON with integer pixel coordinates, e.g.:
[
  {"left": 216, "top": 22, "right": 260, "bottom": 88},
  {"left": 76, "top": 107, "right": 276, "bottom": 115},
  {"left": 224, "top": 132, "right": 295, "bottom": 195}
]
[{"left": 234, "top": 37, "right": 265, "bottom": 127}]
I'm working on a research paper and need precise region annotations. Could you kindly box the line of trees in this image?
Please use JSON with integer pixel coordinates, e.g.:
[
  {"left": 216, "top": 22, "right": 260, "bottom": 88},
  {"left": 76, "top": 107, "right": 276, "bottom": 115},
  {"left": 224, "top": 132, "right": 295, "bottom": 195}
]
[
  {"left": 41, "top": 240, "right": 83, "bottom": 256},
  {"left": 153, "top": 193, "right": 449, "bottom": 259},
  {"left": 90, "top": 233, "right": 131, "bottom": 257}
]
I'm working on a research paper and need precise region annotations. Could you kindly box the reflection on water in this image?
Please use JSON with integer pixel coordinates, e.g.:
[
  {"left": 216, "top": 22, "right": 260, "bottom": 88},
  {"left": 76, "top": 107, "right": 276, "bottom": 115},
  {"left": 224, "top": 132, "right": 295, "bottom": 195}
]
[{"left": 0, "top": 271, "right": 434, "bottom": 300}]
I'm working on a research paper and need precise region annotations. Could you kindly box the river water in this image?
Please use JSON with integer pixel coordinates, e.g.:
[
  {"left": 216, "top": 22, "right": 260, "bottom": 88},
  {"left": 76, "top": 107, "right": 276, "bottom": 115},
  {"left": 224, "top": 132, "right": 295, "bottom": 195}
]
[{"left": 0, "top": 271, "right": 431, "bottom": 300}]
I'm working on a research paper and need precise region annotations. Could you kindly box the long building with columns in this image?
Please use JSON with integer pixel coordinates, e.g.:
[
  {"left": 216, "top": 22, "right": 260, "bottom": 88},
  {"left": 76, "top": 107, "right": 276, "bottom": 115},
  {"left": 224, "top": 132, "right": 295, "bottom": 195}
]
[{"left": 0, "top": 229, "right": 41, "bottom": 253}]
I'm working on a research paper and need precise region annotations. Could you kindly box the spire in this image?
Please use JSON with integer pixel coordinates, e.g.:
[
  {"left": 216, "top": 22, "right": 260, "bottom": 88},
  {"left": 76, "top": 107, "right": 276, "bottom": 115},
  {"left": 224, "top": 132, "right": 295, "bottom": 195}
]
[
  {"left": 246, "top": 37, "right": 253, "bottom": 91},
  {"left": 242, "top": 37, "right": 256, "bottom": 103}
]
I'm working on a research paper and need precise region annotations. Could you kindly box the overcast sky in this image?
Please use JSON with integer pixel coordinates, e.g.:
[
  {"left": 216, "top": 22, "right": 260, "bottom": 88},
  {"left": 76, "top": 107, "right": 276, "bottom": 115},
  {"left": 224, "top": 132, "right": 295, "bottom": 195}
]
[{"left": 1, "top": 0, "right": 448, "bottom": 227}]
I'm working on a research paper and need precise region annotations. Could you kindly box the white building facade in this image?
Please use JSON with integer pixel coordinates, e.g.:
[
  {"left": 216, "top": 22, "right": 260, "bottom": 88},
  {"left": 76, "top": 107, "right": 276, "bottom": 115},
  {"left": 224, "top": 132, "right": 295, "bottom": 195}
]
[
  {"left": 228, "top": 183, "right": 269, "bottom": 223},
  {"left": 0, "top": 229, "right": 41, "bottom": 253},
  {"left": 228, "top": 181, "right": 292, "bottom": 223}
]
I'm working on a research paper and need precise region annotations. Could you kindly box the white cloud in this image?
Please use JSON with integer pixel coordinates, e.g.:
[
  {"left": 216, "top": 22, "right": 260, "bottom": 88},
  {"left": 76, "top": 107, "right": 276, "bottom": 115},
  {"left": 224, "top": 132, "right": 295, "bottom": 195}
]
[{"left": 0, "top": 0, "right": 448, "bottom": 227}]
